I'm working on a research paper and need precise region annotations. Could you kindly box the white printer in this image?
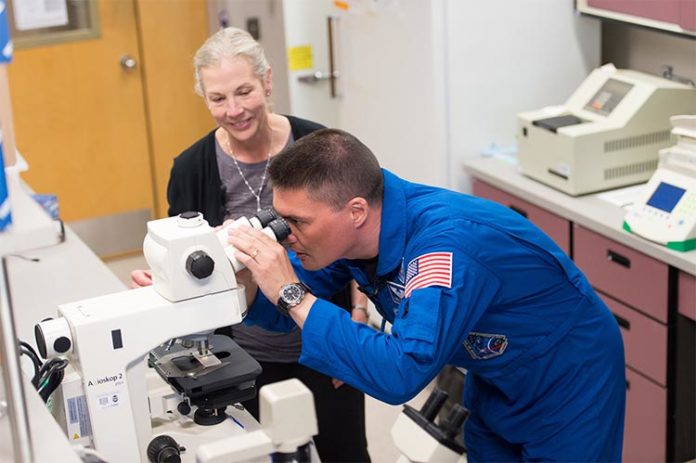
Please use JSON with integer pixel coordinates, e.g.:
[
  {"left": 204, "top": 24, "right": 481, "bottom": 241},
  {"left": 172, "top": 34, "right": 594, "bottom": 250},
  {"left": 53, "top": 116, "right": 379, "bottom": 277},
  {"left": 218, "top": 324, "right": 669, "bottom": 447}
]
[{"left": 517, "top": 64, "right": 696, "bottom": 195}]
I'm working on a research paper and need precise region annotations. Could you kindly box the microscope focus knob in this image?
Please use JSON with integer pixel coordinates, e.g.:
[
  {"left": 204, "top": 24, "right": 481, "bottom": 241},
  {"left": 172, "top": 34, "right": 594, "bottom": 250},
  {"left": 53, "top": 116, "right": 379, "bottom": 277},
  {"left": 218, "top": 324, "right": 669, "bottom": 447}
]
[
  {"left": 177, "top": 401, "right": 191, "bottom": 415},
  {"left": 147, "top": 435, "right": 183, "bottom": 463},
  {"left": 185, "top": 251, "right": 215, "bottom": 279}
]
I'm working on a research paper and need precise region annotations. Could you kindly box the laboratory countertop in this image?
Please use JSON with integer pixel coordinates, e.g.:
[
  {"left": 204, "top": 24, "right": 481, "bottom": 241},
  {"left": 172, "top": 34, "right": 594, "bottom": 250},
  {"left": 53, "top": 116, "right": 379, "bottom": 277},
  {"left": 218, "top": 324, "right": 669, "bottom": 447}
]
[
  {"left": 7, "top": 227, "right": 126, "bottom": 345},
  {"left": 1, "top": 224, "right": 126, "bottom": 463},
  {"left": 464, "top": 157, "right": 696, "bottom": 276}
]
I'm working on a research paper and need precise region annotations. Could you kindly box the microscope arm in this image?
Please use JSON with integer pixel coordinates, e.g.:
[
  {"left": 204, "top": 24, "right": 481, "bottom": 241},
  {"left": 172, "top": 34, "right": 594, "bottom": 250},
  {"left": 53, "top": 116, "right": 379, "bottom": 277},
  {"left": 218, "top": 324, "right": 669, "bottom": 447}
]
[{"left": 196, "top": 379, "right": 318, "bottom": 463}]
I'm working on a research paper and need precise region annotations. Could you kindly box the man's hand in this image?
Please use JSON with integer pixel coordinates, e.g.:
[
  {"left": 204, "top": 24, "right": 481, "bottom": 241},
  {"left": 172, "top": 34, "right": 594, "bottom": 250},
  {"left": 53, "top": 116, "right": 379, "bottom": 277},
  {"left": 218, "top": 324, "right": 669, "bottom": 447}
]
[
  {"left": 130, "top": 269, "right": 153, "bottom": 288},
  {"left": 227, "top": 225, "right": 316, "bottom": 328},
  {"left": 227, "top": 225, "right": 299, "bottom": 306}
]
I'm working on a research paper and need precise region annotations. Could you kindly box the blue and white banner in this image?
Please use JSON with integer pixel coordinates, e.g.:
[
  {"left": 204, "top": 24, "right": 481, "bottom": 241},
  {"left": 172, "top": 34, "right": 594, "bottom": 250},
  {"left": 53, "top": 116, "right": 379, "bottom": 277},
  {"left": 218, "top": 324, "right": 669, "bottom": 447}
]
[
  {"left": 0, "top": 0, "right": 12, "bottom": 63},
  {"left": 0, "top": 0, "right": 12, "bottom": 230},
  {"left": 0, "top": 141, "right": 12, "bottom": 231}
]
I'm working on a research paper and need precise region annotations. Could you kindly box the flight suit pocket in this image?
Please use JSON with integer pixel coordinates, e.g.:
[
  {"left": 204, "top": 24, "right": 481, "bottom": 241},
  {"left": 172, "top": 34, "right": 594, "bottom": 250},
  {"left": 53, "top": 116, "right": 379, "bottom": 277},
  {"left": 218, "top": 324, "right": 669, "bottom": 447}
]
[{"left": 396, "top": 288, "right": 442, "bottom": 360}]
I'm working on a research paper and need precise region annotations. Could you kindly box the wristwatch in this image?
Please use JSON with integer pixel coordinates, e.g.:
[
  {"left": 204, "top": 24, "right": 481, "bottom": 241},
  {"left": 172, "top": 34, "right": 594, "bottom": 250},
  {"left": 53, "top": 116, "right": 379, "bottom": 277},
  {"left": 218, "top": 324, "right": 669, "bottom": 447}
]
[{"left": 276, "top": 282, "right": 310, "bottom": 315}]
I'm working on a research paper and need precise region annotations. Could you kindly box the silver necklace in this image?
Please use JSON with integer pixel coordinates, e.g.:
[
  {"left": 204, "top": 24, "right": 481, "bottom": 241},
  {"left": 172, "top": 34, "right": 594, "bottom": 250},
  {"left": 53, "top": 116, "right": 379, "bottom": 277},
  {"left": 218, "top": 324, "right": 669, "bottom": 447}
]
[{"left": 225, "top": 134, "right": 271, "bottom": 212}]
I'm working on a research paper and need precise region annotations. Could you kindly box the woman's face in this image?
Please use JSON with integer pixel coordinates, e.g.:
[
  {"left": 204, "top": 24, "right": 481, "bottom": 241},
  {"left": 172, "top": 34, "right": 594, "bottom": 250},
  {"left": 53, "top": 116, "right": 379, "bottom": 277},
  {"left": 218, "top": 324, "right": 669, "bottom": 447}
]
[{"left": 200, "top": 55, "right": 271, "bottom": 143}]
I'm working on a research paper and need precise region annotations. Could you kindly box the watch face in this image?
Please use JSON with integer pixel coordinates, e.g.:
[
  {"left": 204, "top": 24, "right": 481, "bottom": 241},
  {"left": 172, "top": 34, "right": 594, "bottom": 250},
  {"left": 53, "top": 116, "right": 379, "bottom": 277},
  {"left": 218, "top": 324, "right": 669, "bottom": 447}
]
[{"left": 280, "top": 283, "right": 305, "bottom": 306}]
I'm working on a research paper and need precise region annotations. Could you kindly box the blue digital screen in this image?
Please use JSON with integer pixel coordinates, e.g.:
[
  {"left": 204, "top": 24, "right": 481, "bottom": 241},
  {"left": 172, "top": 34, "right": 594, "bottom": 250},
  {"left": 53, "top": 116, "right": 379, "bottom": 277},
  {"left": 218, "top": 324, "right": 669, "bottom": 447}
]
[{"left": 646, "top": 182, "right": 686, "bottom": 213}]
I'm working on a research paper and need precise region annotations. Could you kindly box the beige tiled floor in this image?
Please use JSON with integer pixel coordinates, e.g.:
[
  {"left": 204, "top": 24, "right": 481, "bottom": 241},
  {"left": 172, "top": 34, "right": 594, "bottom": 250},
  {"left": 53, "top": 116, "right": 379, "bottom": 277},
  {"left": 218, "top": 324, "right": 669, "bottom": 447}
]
[{"left": 104, "top": 254, "right": 438, "bottom": 462}]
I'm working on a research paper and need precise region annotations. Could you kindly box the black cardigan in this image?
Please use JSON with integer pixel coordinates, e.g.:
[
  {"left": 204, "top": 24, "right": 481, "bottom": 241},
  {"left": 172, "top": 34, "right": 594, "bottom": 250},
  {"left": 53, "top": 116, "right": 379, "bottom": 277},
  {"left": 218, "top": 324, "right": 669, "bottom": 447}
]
[{"left": 167, "top": 115, "right": 324, "bottom": 226}]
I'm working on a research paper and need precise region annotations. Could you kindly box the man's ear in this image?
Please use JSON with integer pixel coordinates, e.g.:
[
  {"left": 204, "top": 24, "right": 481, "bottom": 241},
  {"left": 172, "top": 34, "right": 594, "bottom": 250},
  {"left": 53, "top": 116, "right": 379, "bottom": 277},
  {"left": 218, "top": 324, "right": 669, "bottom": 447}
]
[{"left": 348, "top": 197, "right": 369, "bottom": 228}]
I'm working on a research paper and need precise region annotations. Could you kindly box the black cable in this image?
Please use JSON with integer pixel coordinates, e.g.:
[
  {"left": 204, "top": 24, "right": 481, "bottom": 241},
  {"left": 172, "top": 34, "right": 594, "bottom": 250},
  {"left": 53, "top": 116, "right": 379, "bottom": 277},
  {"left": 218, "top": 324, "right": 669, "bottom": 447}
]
[
  {"left": 35, "top": 358, "right": 69, "bottom": 402},
  {"left": 19, "top": 340, "right": 40, "bottom": 359},
  {"left": 17, "top": 340, "right": 43, "bottom": 386},
  {"left": 19, "top": 346, "right": 42, "bottom": 385},
  {"left": 39, "top": 369, "right": 65, "bottom": 402},
  {"left": 38, "top": 359, "right": 67, "bottom": 402}
]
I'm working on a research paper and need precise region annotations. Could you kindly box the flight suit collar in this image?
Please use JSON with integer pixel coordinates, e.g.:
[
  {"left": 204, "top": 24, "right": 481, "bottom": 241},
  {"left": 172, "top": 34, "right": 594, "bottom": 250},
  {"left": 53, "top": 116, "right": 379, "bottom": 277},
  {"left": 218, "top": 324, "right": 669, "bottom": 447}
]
[{"left": 376, "top": 169, "right": 407, "bottom": 277}]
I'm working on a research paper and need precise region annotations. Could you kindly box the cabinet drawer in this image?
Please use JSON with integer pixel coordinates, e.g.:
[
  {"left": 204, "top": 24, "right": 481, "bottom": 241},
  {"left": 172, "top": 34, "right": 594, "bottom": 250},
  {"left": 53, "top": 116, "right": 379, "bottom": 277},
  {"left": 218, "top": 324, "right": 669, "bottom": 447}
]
[
  {"left": 472, "top": 180, "right": 570, "bottom": 255},
  {"left": 624, "top": 368, "right": 666, "bottom": 462},
  {"left": 574, "top": 225, "right": 669, "bottom": 323},
  {"left": 678, "top": 271, "right": 695, "bottom": 322},
  {"left": 599, "top": 291, "right": 667, "bottom": 385}
]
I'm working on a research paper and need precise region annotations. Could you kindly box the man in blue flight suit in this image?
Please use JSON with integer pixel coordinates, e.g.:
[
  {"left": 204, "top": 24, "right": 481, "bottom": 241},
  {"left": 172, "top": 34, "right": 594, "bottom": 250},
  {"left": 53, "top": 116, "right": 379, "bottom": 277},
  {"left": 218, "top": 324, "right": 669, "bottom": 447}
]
[{"left": 228, "top": 128, "right": 626, "bottom": 462}]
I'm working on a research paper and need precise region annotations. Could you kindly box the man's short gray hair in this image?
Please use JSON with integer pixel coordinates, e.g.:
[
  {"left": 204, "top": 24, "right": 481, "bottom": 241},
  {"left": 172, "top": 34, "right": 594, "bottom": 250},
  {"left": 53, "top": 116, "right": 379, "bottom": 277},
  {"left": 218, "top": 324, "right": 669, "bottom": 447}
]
[{"left": 268, "top": 129, "right": 384, "bottom": 211}]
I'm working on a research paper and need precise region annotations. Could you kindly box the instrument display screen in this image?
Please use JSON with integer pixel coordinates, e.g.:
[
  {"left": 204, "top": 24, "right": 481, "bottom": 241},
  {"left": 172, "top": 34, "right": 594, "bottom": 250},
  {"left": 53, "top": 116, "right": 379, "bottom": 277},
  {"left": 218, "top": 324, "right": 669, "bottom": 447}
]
[
  {"left": 647, "top": 182, "right": 686, "bottom": 213},
  {"left": 584, "top": 79, "right": 634, "bottom": 116}
]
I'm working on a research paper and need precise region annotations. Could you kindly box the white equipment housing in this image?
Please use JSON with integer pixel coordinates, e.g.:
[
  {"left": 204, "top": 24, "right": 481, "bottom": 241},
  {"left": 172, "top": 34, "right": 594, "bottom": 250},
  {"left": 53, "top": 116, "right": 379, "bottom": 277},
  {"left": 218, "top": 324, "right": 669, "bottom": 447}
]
[
  {"left": 47, "top": 214, "right": 247, "bottom": 462},
  {"left": 517, "top": 64, "right": 696, "bottom": 195},
  {"left": 35, "top": 212, "right": 312, "bottom": 462},
  {"left": 624, "top": 115, "right": 696, "bottom": 252}
]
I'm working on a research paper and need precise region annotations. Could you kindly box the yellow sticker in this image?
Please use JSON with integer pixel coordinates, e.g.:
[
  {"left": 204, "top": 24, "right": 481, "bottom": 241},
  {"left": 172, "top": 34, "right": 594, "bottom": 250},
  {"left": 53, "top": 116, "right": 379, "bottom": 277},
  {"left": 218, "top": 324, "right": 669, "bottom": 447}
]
[
  {"left": 72, "top": 433, "right": 80, "bottom": 440},
  {"left": 287, "top": 45, "right": 313, "bottom": 71}
]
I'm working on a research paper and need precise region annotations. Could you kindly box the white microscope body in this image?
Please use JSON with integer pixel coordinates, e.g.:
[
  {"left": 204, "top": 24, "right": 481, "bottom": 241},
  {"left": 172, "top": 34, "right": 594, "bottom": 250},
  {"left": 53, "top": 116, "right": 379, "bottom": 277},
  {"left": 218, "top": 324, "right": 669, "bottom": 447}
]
[
  {"left": 34, "top": 211, "right": 304, "bottom": 462},
  {"left": 392, "top": 388, "right": 468, "bottom": 463}
]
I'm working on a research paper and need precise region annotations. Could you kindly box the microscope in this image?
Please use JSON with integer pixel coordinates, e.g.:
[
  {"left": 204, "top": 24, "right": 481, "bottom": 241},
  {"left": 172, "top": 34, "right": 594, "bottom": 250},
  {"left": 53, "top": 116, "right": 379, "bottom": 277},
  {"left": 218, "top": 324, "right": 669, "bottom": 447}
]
[
  {"left": 32, "top": 209, "right": 316, "bottom": 463},
  {"left": 392, "top": 388, "right": 468, "bottom": 463}
]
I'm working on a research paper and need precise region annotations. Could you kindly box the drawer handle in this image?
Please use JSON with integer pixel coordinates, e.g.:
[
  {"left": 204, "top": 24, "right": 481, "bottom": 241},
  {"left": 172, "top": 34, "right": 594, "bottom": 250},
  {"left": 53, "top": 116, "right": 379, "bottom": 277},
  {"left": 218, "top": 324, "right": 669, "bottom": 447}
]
[
  {"left": 607, "top": 250, "right": 630, "bottom": 268},
  {"left": 508, "top": 205, "right": 528, "bottom": 218},
  {"left": 612, "top": 312, "right": 631, "bottom": 330}
]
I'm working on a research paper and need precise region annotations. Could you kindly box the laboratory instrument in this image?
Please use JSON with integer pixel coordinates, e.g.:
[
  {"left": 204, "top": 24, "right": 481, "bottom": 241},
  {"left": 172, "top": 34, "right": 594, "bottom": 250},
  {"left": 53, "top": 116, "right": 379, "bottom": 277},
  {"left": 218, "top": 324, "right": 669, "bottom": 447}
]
[
  {"left": 517, "top": 64, "right": 696, "bottom": 195},
  {"left": 392, "top": 388, "right": 468, "bottom": 463},
  {"left": 32, "top": 209, "right": 316, "bottom": 463},
  {"left": 624, "top": 115, "right": 696, "bottom": 251}
]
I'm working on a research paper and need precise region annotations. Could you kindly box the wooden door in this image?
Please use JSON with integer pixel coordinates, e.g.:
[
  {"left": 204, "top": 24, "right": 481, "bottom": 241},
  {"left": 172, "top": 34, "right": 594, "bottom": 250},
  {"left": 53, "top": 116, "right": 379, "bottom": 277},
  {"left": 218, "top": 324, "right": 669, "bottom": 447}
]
[
  {"left": 7, "top": 0, "right": 213, "bottom": 255},
  {"left": 8, "top": 0, "right": 153, "bottom": 224},
  {"left": 136, "top": 0, "right": 215, "bottom": 219}
]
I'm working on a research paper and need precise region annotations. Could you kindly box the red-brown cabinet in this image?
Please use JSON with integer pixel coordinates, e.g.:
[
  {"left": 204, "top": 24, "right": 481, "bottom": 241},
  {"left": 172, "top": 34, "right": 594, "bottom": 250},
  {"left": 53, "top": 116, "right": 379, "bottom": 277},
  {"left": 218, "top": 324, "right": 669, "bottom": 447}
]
[{"left": 472, "top": 178, "right": 695, "bottom": 461}]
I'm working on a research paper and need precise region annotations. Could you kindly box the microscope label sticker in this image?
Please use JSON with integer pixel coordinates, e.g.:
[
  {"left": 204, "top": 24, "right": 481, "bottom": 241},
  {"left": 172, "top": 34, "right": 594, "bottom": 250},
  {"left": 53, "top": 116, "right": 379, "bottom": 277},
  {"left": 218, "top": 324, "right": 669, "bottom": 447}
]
[
  {"left": 96, "top": 390, "right": 122, "bottom": 410},
  {"left": 87, "top": 372, "right": 124, "bottom": 387}
]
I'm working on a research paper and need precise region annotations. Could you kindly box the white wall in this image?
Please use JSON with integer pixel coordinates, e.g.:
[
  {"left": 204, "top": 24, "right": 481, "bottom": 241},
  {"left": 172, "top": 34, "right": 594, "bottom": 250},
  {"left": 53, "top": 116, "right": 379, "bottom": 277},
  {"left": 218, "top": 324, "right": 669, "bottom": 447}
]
[
  {"left": 333, "top": 0, "right": 449, "bottom": 187},
  {"left": 445, "top": 0, "right": 601, "bottom": 192},
  {"left": 326, "top": 0, "right": 600, "bottom": 191},
  {"left": 206, "top": 0, "right": 601, "bottom": 194}
]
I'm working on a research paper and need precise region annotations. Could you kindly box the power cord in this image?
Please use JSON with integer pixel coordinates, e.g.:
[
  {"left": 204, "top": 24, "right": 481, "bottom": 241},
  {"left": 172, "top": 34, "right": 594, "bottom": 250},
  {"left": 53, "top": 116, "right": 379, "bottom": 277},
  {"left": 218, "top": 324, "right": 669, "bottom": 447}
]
[
  {"left": 18, "top": 340, "right": 69, "bottom": 403},
  {"left": 18, "top": 341, "right": 42, "bottom": 382},
  {"left": 35, "top": 358, "right": 69, "bottom": 402}
]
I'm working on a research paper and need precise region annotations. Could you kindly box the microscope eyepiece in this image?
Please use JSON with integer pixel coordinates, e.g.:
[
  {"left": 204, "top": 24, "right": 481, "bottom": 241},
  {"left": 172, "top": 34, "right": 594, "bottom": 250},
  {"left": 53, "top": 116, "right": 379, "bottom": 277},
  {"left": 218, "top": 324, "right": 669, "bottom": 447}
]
[
  {"left": 254, "top": 207, "right": 279, "bottom": 228},
  {"left": 267, "top": 217, "right": 291, "bottom": 242}
]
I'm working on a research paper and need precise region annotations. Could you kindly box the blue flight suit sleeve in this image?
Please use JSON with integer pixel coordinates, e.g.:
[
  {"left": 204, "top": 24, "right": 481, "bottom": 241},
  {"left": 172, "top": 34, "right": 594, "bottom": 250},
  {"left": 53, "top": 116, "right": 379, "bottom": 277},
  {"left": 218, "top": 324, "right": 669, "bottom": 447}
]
[
  {"left": 243, "top": 251, "right": 354, "bottom": 332},
  {"left": 299, "top": 248, "right": 502, "bottom": 404}
]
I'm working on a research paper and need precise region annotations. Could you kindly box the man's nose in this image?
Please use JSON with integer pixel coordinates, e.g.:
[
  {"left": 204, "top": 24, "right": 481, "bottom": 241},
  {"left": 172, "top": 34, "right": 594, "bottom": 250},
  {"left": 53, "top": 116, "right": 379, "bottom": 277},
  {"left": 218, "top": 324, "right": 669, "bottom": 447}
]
[{"left": 284, "top": 230, "right": 298, "bottom": 245}]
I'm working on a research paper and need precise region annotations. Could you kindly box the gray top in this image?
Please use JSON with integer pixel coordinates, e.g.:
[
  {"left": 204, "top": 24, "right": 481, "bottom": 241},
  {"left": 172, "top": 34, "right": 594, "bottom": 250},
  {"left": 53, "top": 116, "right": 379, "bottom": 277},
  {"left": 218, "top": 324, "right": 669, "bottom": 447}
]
[{"left": 215, "top": 135, "right": 302, "bottom": 363}]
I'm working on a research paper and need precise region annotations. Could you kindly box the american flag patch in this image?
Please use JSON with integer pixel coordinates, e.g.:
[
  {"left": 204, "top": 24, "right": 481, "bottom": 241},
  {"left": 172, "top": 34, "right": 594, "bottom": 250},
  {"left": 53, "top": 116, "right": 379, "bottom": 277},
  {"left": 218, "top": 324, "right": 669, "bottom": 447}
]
[{"left": 404, "top": 252, "right": 453, "bottom": 298}]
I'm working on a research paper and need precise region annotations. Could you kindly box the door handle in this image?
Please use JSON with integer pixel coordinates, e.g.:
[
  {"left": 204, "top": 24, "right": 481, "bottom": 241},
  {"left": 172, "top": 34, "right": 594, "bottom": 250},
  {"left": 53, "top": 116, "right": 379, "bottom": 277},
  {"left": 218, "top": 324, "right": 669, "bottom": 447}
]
[
  {"left": 297, "top": 71, "right": 339, "bottom": 84},
  {"left": 607, "top": 250, "right": 630, "bottom": 268},
  {"left": 120, "top": 54, "right": 137, "bottom": 71},
  {"left": 327, "top": 16, "right": 338, "bottom": 98}
]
